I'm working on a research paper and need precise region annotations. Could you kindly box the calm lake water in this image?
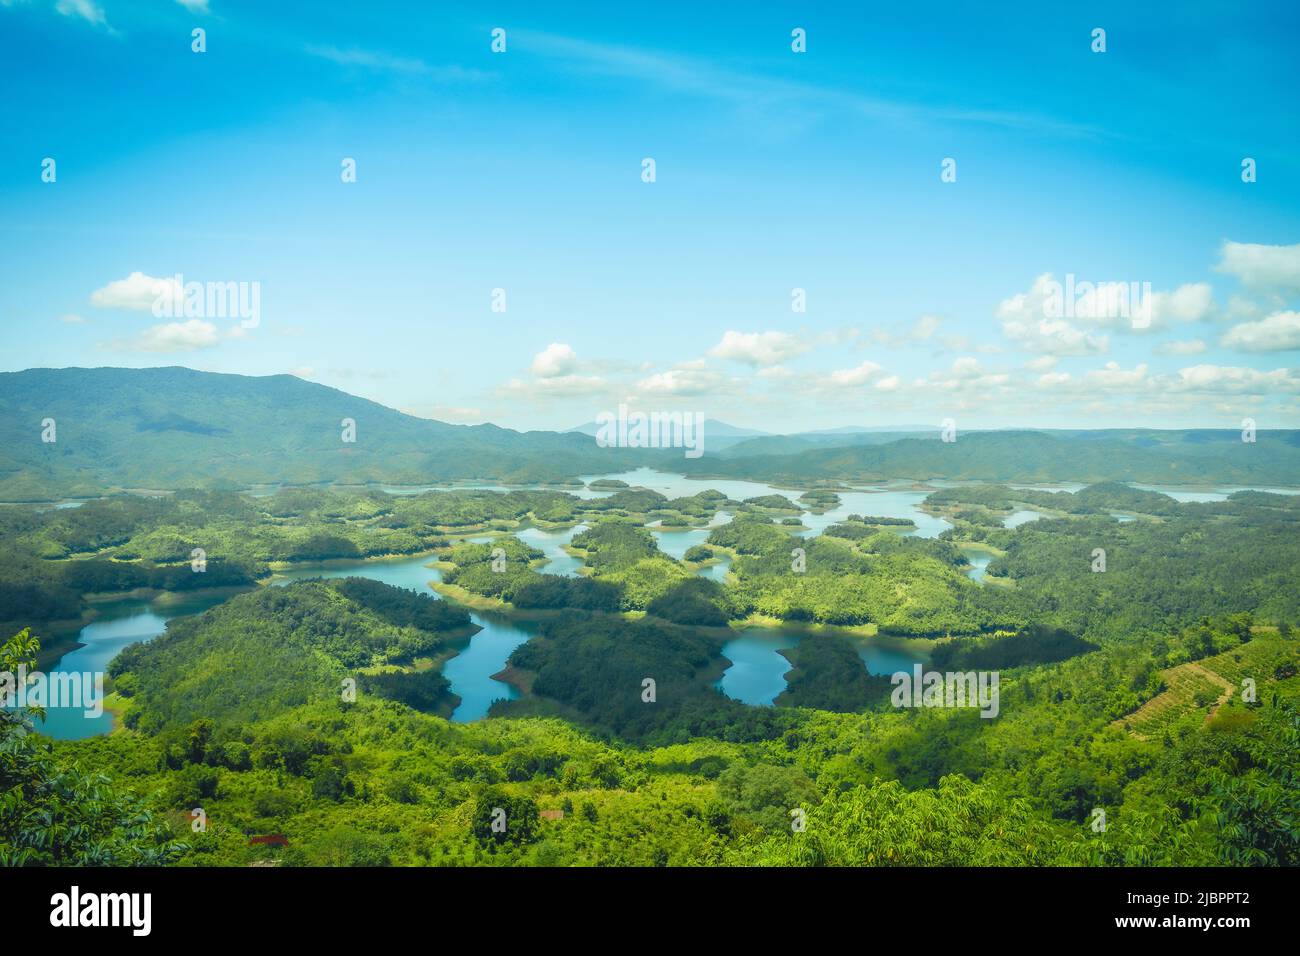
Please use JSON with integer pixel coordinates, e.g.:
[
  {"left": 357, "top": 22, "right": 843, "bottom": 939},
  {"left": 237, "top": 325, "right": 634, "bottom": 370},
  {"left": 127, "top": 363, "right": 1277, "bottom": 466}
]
[
  {"left": 963, "top": 550, "right": 993, "bottom": 582},
  {"left": 34, "top": 592, "right": 230, "bottom": 739},
  {"left": 714, "top": 628, "right": 929, "bottom": 706},
  {"left": 715, "top": 630, "right": 798, "bottom": 706},
  {"left": 516, "top": 523, "right": 587, "bottom": 576},
  {"left": 266, "top": 554, "right": 528, "bottom": 722},
  {"left": 31, "top": 472, "right": 1294, "bottom": 737},
  {"left": 1130, "top": 483, "right": 1300, "bottom": 503},
  {"left": 1003, "top": 509, "right": 1044, "bottom": 528},
  {"left": 696, "top": 556, "right": 732, "bottom": 583},
  {"left": 587, "top": 467, "right": 953, "bottom": 539},
  {"left": 653, "top": 526, "right": 712, "bottom": 560}
]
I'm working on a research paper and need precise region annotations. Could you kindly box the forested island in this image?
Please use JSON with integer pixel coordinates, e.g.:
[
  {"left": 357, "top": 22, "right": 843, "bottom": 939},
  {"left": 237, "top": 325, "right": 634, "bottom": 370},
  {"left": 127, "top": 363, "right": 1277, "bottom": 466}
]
[
  {"left": 3, "top": 466, "right": 1298, "bottom": 866},
  {"left": 2, "top": 369, "right": 1299, "bottom": 867}
]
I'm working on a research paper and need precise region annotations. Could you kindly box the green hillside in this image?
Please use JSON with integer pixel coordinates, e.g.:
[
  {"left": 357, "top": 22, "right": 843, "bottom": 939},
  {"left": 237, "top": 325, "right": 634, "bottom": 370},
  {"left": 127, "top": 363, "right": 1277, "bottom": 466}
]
[
  {"left": 687, "top": 429, "right": 1300, "bottom": 485},
  {"left": 0, "top": 367, "right": 667, "bottom": 500}
]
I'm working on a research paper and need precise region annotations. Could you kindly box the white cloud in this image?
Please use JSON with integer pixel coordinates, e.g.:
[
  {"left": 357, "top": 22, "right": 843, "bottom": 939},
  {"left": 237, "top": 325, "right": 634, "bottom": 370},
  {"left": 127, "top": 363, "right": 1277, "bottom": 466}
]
[
  {"left": 997, "top": 275, "right": 1109, "bottom": 355},
  {"left": 121, "top": 319, "right": 221, "bottom": 353},
  {"left": 1148, "top": 283, "right": 1214, "bottom": 325},
  {"left": 56, "top": 0, "right": 106, "bottom": 25},
  {"left": 1221, "top": 311, "right": 1300, "bottom": 352},
  {"left": 1174, "top": 364, "right": 1300, "bottom": 393},
  {"left": 636, "top": 367, "right": 722, "bottom": 396},
  {"left": 505, "top": 374, "right": 606, "bottom": 398},
  {"left": 871, "top": 314, "right": 942, "bottom": 348},
  {"left": 1086, "top": 362, "right": 1149, "bottom": 389},
  {"left": 175, "top": 0, "right": 210, "bottom": 12},
  {"left": 874, "top": 375, "right": 901, "bottom": 392},
  {"left": 1026, "top": 355, "right": 1059, "bottom": 371},
  {"left": 304, "top": 44, "right": 487, "bottom": 82},
  {"left": 998, "top": 275, "right": 1213, "bottom": 353},
  {"left": 912, "top": 314, "right": 941, "bottom": 340},
  {"left": 90, "top": 272, "right": 180, "bottom": 311},
  {"left": 1216, "top": 241, "right": 1300, "bottom": 290},
  {"left": 1037, "top": 371, "right": 1072, "bottom": 387},
  {"left": 57, "top": 313, "right": 85, "bottom": 324},
  {"left": 1060, "top": 282, "right": 1211, "bottom": 329},
  {"left": 531, "top": 343, "right": 578, "bottom": 378},
  {"left": 290, "top": 366, "right": 315, "bottom": 379},
  {"left": 709, "top": 330, "right": 810, "bottom": 366},
  {"left": 828, "top": 360, "right": 883, "bottom": 387},
  {"left": 1223, "top": 294, "right": 1280, "bottom": 324},
  {"left": 925, "top": 358, "right": 1010, "bottom": 392},
  {"left": 1156, "top": 339, "right": 1208, "bottom": 356}
]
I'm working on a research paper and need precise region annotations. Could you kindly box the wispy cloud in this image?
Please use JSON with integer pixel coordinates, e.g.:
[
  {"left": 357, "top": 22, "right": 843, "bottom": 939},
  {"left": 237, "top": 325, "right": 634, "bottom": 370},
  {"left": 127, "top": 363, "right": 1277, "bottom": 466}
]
[
  {"left": 55, "top": 0, "right": 105, "bottom": 26},
  {"left": 101, "top": 319, "right": 223, "bottom": 353},
  {"left": 304, "top": 44, "right": 490, "bottom": 83},
  {"left": 513, "top": 30, "right": 1108, "bottom": 140}
]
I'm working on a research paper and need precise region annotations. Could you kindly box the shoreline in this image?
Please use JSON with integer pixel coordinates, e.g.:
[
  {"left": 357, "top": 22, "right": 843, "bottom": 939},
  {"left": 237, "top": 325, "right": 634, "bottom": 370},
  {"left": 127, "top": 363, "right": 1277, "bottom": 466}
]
[{"left": 6, "top": 474, "right": 1300, "bottom": 509}]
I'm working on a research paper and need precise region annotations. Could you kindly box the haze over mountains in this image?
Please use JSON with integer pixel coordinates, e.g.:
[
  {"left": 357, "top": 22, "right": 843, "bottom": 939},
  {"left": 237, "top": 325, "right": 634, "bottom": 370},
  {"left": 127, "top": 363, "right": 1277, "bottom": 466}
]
[
  {"left": 0, "top": 367, "right": 671, "bottom": 499},
  {"left": 568, "top": 419, "right": 936, "bottom": 455},
  {"left": 1, "top": 367, "right": 1297, "bottom": 500}
]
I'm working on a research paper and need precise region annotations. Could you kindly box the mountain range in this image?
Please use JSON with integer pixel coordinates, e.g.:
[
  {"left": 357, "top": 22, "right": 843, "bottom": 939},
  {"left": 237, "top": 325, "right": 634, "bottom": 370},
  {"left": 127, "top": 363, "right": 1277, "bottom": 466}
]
[{"left": 1, "top": 367, "right": 1297, "bottom": 499}]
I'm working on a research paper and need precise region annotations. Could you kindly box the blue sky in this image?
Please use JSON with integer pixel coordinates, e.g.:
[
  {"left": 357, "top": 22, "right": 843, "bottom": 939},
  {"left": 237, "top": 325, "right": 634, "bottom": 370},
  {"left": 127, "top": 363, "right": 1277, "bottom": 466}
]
[{"left": 2, "top": 0, "right": 1298, "bottom": 432}]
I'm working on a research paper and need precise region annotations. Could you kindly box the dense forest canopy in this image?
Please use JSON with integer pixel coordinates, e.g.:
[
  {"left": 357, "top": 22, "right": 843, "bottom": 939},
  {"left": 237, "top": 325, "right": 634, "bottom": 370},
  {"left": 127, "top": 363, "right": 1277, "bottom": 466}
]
[{"left": 2, "top": 379, "right": 1298, "bottom": 868}]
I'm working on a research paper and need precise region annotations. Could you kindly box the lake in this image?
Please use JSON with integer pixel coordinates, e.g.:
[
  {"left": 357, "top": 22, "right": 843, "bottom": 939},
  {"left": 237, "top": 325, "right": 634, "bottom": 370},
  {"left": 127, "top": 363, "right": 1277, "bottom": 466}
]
[
  {"left": 515, "top": 523, "right": 588, "bottom": 576},
  {"left": 29, "top": 471, "right": 1293, "bottom": 737},
  {"left": 715, "top": 630, "right": 798, "bottom": 706},
  {"left": 32, "top": 591, "right": 232, "bottom": 739},
  {"left": 714, "top": 627, "right": 930, "bottom": 706},
  {"left": 962, "top": 550, "right": 994, "bottom": 582},
  {"left": 585, "top": 467, "right": 953, "bottom": 539},
  {"left": 1003, "top": 509, "right": 1043, "bottom": 529},
  {"left": 265, "top": 554, "right": 529, "bottom": 722}
]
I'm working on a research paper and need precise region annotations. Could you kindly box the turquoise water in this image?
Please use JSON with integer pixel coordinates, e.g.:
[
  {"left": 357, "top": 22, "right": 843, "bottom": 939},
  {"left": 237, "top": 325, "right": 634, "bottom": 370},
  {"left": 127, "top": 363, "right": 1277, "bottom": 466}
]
[
  {"left": 1130, "top": 484, "right": 1300, "bottom": 503},
  {"left": 1003, "top": 509, "right": 1043, "bottom": 528},
  {"left": 267, "top": 553, "right": 529, "bottom": 722},
  {"left": 270, "top": 553, "right": 446, "bottom": 591},
  {"left": 697, "top": 556, "right": 732, "bottom": 582},
  {"left": 1007, "top": 482, "right": 1087, "bottom": 493},
  {"left": 963, "top": 551, "right": 993, "bottom": 582},
  {"left": 31, "top": 591, "right": 230, "bottom": 739},
  {"left": 857, "top": 642, "right": 927, "bottom": 676},
  {"left": 653, "top": 526, "right": 712, "bottom": 560},
  {"left": 799, "top": 488, "right": 951, "bottom": 538},
  {"left": 33, "top": 473, "right": 1290, "bottom": 738},
  {"left": 715, "top": 630, "right": 798, "bottom": 706},
  {"left": 587, "top": 467, "right": 953, "bottom": 538},
  {"left": 439, "top": 610, "right": 532, "bottom": 720},
  {"left": 379, "top": 482, "right": 612, "bottom": 501},
  {"left": 515, "top": 524, "right": 587, "bottom": 576},
  {"left": 714, "top": 628, "right": 929, "bottom": 706}
]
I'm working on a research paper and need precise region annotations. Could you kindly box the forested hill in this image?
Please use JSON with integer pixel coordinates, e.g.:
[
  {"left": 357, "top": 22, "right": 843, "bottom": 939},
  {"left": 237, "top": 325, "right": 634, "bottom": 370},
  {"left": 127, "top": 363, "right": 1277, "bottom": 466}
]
[
  {"left": 684, "top": 429, "right": 1300, "bottom": 485},
  {"left": 0, "top": 367, "right": 667, "bottom": 499},
  {"left": 3, "top": 368, "right": 1297, "bottom": 499}
]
